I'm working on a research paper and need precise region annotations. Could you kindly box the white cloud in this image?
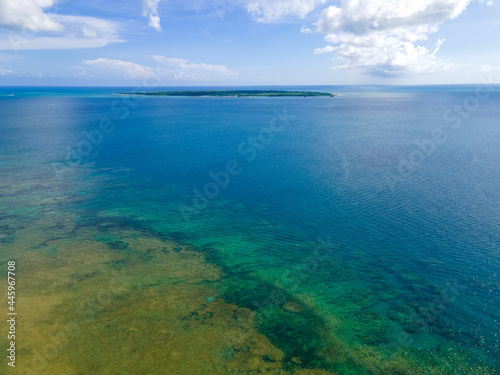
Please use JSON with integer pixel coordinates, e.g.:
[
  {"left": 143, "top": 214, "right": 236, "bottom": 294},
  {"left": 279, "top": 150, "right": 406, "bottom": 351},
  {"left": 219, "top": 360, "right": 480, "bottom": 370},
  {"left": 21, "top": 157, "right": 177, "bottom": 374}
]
[
  {"left": 142, "top": 0, "right": 163, "bottom": 31},
  {"left": 0, "top": 35, "right": 121, "bottom": 50},
  {"left": 81, "top": 58, "right": 155, "bottom": 80},
  {"left": 152, "top": 56, "right": 237, "bottom": 77},
  {"left": 480, "top": 64, "right": 500, "bottom": 77},
  {"left": 480, "top": 65, "right": 500, "bottom": 72},
  {"left": 172, "top": 71, "right": 196, "bottom": 80},
  {"left": 315, "top": 0, "right": 470, "bottom": 35},
  {"left": 480, "top": 65, "right": 500, "bottom": 82},
  {"left": 78, "top": 56, "right": 237, "bottom": 82},
  {"left": 0, "top": 66, "right": 13, "bottom": 75},
  {"left": 314, "top": 45, "right": 335, "bottom": 54},
  {"left": 244, "top": 0, "right": 327, "bottom": 23},
  {"left": 0, "top": 0, "right": 121, "bottom": 50},
  {"left": 54, "top": 15, "right": 119, "bottom": 39},
  {"left": 301, "top": 25, "right": 313, "bottom": 33},
  {"left": 0, "top": 0, "right": 62, "bottom": 32},
  {"left": 308, "top": 0, "right": 475, "bottom": 76}
]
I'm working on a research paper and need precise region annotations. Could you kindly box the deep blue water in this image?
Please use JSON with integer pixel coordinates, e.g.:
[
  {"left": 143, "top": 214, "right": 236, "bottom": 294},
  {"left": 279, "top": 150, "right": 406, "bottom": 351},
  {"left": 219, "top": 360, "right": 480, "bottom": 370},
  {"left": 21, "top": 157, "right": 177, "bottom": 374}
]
[{"left": 0, "top": 85, "right": 499, "bottom": 373}]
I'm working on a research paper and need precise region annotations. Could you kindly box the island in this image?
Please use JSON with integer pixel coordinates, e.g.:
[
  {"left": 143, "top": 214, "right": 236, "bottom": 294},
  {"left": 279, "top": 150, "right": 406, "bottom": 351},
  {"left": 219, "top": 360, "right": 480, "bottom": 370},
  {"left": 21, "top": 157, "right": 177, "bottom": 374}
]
[{"left": 117, "top": 90, "right": 335, "bottom": 97}]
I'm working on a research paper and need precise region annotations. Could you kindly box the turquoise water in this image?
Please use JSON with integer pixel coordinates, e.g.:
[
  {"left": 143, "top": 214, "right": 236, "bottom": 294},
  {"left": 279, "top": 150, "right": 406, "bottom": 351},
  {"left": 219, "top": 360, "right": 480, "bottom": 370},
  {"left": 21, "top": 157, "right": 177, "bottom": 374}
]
[{"left": 0, "top": 86, "right": 498, "bottom": 374}]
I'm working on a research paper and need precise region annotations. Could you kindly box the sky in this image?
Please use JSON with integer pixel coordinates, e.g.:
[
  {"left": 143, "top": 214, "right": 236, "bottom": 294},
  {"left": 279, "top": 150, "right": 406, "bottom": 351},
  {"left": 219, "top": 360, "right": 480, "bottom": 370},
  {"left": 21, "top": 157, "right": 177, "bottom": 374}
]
[{"left": 0, "top": 0, "right": 499, "bottom": 86}]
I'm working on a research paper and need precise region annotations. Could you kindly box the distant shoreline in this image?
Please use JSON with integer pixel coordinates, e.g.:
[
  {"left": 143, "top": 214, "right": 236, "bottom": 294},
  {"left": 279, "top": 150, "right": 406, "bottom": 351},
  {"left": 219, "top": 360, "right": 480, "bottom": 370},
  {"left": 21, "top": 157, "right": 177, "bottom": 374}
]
[{"left": 116, "top": 90, "right": 336, "bottom": 97}]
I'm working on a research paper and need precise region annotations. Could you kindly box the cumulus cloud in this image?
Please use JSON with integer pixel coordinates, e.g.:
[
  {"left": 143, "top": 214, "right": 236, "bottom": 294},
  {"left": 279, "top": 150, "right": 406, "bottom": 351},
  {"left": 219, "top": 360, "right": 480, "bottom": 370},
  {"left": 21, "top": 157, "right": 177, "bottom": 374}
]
[
  {"left": 81, "top": 58, "right": 155, "bottom": 80},
  {"left": 0, "top": 0, "right": 121, "bottom": 50},
  {"left": 309, "top": 0, "right": 474, "bottom": 76},
  {"left": 142, "top": 0, "right": 163, "bottom": 31},
  {"left": 301, "top": 25, "right": 313, "bottom": 33},
  {"left": 314, "top": 45, "right": 335, "bottom": 54},
  {"left": 244, "top": 0, "right": 327, "bottom": 22},
  {"left": 189, "top": 0, "right": 325, "bottom": 22},
  {"left": 0, "top": 0, "right": 62, "bottom": 32},
  {"left": 152, "top": 56, "right": 237, "bottom": 78},
  {"left": 78, "top": 56, "right": 237, "bottom": 82}
]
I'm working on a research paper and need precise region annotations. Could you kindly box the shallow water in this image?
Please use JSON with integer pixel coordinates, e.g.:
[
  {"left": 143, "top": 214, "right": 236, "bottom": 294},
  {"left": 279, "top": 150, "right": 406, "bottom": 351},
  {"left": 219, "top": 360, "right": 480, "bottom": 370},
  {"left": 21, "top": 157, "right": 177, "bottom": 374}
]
[{"left": 0, "top": 85, "right": 498, "bottom": 374}]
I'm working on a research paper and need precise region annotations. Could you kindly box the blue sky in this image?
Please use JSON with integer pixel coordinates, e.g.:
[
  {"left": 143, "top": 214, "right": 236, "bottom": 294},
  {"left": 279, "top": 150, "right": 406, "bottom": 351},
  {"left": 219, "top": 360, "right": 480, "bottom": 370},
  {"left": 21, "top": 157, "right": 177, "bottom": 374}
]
[{"left": 0, "top": 0, "right": 499, "bottom": 86}]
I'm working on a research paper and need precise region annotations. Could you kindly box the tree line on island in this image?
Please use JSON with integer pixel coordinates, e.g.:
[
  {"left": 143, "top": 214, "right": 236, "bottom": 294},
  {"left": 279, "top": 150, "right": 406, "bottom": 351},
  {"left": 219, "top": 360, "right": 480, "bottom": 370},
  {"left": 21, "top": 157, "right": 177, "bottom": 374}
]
[{"left": 117, "top": 90, "right": 335, "bottom": 97}]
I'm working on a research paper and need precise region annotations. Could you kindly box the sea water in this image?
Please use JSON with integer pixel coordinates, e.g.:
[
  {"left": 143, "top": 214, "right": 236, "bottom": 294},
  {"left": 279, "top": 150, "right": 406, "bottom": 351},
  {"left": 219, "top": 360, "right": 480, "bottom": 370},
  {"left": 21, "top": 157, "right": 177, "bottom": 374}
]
[{"left": 0, "top": 85, "right": 498, "bottom": 374}]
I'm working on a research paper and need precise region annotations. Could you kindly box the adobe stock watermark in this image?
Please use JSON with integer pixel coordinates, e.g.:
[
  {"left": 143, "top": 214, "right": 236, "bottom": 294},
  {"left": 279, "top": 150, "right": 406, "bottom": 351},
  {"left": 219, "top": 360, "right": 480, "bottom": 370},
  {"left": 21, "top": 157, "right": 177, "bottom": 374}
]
[
  {"left": 384, "top": 74, "right": 497, "bottom": 192},
  {"left": 50, "top": 73, "right": 164, "bottom": 180},
  {"left": 211, "top": 0, "right": 240, "bottom": 18},
  {"left": 20, "top": 267, "right": 130, "bottom": 375},
  {"left": 224, "top": 236, "right": 340, "bottom": 348},
  {"left": 178, "top": 107, "right": 296, "bottom": 223},
  {"left": 386, "top": 279, "right": 465, "bottom": 349},
  {"left": 7, "top": 3, "right": 61, "bottom": 52}
]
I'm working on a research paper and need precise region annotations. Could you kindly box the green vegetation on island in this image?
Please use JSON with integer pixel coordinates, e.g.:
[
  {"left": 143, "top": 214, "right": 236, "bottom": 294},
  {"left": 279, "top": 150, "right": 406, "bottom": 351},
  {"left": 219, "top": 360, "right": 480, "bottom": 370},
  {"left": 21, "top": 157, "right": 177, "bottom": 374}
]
[{"left": 118, "top": 90, "right": 335, "bottom": 97}]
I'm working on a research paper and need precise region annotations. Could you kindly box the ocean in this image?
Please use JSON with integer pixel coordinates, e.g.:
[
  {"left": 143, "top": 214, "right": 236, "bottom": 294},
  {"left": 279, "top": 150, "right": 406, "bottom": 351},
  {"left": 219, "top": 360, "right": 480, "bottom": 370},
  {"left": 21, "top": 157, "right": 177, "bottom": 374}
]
[{"left": 0, "top": 85, "right": 498, "bottom": 374}]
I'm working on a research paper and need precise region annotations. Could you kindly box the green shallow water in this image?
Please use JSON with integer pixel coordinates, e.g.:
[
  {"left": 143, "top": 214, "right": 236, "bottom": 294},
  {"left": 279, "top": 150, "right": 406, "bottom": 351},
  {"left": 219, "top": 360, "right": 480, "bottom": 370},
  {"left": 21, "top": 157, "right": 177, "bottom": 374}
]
[{"left": 0, "top": 161, "right": 494, "bottom": 374}]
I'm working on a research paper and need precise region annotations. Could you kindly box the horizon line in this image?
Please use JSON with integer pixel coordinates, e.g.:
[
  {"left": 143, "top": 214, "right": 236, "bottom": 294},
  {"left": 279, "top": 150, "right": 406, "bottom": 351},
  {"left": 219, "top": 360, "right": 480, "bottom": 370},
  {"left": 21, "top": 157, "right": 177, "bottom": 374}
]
[{"left": 1, "top": 83, "right": 498, "bottom": 88}]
